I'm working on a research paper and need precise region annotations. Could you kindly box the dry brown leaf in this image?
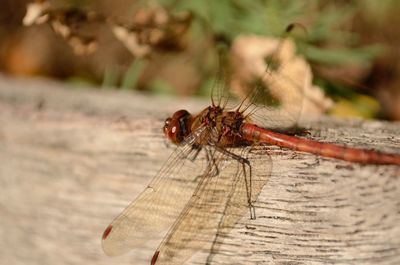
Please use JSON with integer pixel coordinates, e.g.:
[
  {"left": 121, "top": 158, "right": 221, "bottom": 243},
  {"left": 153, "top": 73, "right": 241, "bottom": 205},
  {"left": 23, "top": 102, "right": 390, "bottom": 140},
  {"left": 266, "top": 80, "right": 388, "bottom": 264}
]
[
  {"left": 23, "top": 1, "right": 192, "bottom": 58},
  {"left": 23, "top": 1, "right": 50, "bottom": 26},
  {"left": 110, "top": 6, "right": 192, "bottom": 58}
]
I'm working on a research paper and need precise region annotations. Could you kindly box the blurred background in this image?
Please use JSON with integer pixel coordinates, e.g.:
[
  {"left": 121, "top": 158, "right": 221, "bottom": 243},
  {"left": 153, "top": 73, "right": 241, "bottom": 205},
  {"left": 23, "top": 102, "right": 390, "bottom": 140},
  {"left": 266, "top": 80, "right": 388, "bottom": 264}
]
[{"left": 1, "top": 0, "right": 400, "bottom": 120}]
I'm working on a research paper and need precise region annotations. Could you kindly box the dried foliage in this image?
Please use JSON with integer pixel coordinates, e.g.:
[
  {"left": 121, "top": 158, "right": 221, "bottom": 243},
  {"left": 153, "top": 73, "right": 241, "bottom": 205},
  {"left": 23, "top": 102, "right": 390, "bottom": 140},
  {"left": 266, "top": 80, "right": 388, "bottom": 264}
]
[
  {"left": 24, "top": 1, "right": 102, "bottom": 55},
  {"left": 15, "top": 0, "right": 400, "bottom": 119},
  {"left": 111, "top": 6, "right": 192, "bottom": 58},
  {"left": 23, "top": 0, "right": 192, "bottom": 57}
]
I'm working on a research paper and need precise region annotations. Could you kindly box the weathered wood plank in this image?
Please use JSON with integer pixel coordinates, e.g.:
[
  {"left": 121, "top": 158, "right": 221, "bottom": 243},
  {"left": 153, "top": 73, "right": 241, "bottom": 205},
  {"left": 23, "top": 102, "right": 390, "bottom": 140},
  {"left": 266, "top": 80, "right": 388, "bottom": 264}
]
[{"left": 0, "top": 75, "right": 399, "bottom": 265}]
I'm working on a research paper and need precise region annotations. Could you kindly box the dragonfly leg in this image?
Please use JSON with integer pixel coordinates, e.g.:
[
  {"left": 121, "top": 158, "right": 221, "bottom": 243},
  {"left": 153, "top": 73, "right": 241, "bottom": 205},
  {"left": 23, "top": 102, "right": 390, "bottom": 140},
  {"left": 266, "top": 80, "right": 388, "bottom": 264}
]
[
  {"left": 215, "top": 147, "right": 256, "bottom": 219},
  {"left": 193, "top": 147, "right": 219, "bottom": 182},
  {"left": 188, "top": 144, "right": 202, "bottom": 161},
  {"left": 242, "top": 158, "right": 256, "bottom": 219},
  {"left": 206, "top": 147, "right": 220, "bottom": 177},
  {"left": 205, "top": 147, "right": 256, "bottom": 265}
]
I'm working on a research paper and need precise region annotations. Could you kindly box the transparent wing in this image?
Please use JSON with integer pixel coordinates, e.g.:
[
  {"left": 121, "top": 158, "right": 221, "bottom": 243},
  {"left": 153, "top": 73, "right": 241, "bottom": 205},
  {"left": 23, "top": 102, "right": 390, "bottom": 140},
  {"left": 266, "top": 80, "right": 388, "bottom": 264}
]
[
  {"left": 205, "top": 146, "right": 272, "bottom": 263},
  {"left": 210, "top": 47, "right": 239, "bottom": 110},
  {"left": 102, "top": 126, "right": 209, "bottom": 256},
  {"left": 233, "top": 38, "right": 306, "bottom": 130},
  {"left": 152, "top": 147, "right": 271, "bottom": 265},
  {"left": 230, "top": 35, "right": 333, "bottom": 130}
]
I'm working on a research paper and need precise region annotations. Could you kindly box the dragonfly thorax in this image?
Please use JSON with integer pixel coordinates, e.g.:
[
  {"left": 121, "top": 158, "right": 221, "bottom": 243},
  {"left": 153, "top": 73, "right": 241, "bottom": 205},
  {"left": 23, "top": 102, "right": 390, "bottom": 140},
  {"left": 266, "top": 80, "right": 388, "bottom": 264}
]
[
  {"left": 164, "top": 106, "right": 247, "bottom": 146},
  {"left": 192, "top": 106, "right": 247, "bottom": 147}
]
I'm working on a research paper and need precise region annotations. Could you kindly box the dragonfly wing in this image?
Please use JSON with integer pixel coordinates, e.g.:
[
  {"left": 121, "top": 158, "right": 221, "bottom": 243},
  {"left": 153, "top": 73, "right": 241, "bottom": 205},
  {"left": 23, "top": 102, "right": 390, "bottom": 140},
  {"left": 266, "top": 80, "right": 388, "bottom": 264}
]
[
  {"left": 210, "top": 48, "right": 239, "bottom": 110},
  {"left": 205, "top": 146, "right": 272, "bottom": 261},
  {"left": 102, "top": 126, "right": 209, "bottom": 256},
  {"left": 246, "top": 43, "right": 308, "bottom": 129},
  {"left": 152, "top": 147, "right": 271, "bottom": 264}
]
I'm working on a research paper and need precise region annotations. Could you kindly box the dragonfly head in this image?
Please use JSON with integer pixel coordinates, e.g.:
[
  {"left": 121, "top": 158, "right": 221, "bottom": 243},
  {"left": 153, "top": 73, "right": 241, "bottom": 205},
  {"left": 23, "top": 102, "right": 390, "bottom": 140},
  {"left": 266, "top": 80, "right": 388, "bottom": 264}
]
[{"left": 163, "top": 109, "right": 193, "bottom": 144}]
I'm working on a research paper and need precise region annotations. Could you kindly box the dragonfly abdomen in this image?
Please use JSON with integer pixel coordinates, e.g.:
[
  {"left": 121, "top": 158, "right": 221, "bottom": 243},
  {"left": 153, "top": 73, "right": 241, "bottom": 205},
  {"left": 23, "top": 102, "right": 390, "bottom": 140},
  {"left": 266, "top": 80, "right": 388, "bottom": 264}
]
[{"left": 241, "top": 123, "right": 400, "bottom": 165}]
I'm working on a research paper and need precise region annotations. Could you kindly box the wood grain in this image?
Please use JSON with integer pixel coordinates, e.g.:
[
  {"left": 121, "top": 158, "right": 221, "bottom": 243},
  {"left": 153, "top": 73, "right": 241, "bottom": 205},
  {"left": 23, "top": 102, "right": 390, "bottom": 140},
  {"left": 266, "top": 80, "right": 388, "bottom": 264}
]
[{"left": 0, "top": 75, "right": 399, "bottom": 265}]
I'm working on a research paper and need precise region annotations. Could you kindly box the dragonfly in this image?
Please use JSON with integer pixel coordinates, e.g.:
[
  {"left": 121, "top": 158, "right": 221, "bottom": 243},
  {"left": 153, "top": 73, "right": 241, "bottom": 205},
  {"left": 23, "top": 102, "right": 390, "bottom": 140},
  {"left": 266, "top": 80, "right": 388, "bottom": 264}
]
[{"left": 101, "top": 32, "right": 400, "bottom": 265}]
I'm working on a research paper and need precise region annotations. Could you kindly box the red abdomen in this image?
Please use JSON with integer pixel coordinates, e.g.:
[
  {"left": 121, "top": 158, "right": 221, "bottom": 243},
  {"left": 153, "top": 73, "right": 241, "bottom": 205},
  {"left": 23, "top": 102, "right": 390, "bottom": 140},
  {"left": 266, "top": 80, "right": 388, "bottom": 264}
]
[{"left": 241, "top": 123, "right": 400, "bottom": 165}]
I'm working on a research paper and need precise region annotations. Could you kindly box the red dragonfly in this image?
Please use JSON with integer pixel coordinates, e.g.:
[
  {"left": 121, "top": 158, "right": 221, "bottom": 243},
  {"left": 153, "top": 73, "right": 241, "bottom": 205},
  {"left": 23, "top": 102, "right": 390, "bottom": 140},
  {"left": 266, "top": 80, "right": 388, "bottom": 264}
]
[{"left": 101, "top": 35, "right": 400, "bottom": 265}]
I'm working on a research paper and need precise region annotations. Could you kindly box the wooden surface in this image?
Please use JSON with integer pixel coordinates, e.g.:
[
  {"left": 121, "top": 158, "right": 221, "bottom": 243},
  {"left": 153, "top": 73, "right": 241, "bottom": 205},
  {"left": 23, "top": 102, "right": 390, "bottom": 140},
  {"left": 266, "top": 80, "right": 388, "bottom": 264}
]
[{"left": 0, "top": 75, "right": 399, "bottom": 265}]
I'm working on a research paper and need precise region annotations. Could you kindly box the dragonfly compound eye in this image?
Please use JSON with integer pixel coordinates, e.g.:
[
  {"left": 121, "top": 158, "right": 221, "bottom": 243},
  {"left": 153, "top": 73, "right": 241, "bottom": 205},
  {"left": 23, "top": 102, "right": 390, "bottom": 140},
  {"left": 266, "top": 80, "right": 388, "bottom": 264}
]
[{"left": 164, "top": 110, "right": 192, "bottom": 144}]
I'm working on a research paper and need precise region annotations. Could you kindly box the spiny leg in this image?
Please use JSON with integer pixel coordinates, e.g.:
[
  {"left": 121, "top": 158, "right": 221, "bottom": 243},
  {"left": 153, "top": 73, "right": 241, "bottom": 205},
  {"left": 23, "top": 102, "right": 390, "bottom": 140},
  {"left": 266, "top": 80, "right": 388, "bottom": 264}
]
[
  {"left": 215, "top": 147, "right": 255, "bottom": 219},
  {"left": 242, "top": 159, "right": 255, "bottom": 219},
  {"left": 194, "top": 147, "right": 220, "bottom": 182},
  {"left": 188, "top": 144, "right": 202, "bottom": 161},
  {"left": 205, "top": 147, "right": 221, "bottom": 177},
  {"left": 206, "top": 147, "right": 255, "bottom": 264}
]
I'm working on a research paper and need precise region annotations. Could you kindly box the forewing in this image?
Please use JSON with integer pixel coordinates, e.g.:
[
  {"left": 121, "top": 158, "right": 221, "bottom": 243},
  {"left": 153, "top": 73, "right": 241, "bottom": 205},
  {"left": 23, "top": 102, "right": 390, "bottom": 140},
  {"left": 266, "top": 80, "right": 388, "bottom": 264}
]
[
  {"left": 206, "top": 146, "right": 272, "bottom": 262},
  {"left": 102, "top": 126, "right": 209, "bottom": 256},
  {"left": 152, "top": 147, "right": 271, "bottom": 264}
]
